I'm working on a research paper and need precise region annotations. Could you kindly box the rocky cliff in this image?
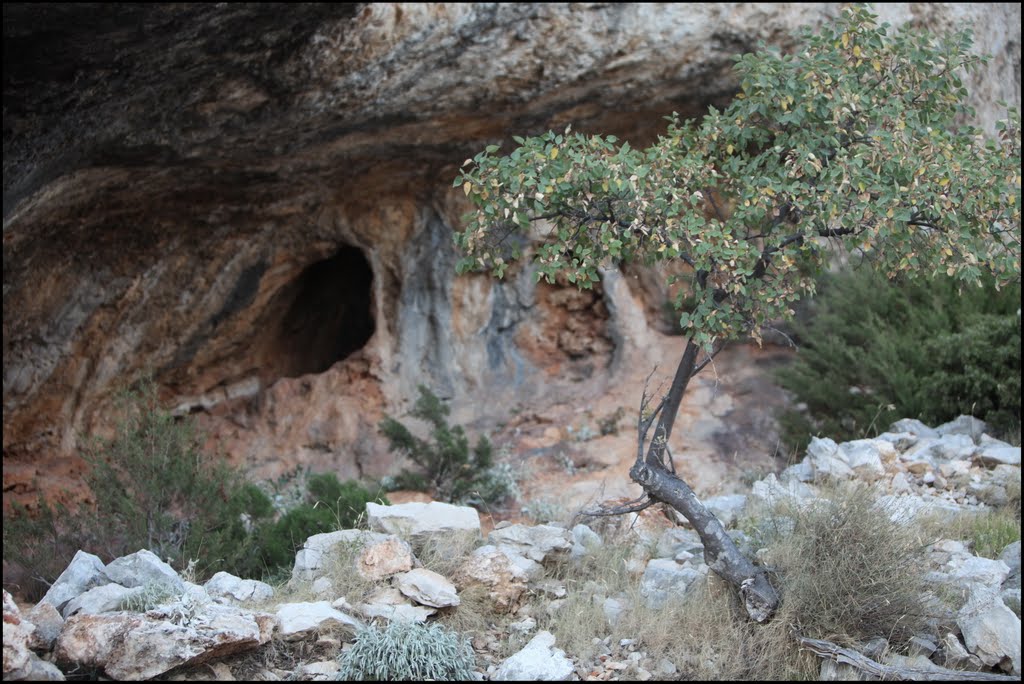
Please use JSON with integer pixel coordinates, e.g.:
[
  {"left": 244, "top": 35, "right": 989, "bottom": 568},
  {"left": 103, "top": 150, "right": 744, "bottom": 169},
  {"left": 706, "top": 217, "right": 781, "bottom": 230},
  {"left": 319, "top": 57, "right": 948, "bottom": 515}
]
[{"left": 3, "top": 3, "right": 1020, "bottom": 504}]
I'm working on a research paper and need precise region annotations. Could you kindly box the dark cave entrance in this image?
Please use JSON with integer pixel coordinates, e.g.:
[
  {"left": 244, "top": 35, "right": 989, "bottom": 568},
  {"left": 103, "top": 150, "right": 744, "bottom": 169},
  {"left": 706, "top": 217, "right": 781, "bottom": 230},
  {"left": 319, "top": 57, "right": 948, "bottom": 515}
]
[{"left": 275, "top": 246, "right": 375, "bottom": 378}]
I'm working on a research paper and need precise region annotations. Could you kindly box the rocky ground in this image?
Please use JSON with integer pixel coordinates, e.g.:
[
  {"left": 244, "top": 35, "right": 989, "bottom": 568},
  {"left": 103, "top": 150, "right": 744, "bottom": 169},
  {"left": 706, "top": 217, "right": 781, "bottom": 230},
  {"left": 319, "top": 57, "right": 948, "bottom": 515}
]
[{"left": 5, "top": 414, "right": 1019, "bottom": 681}]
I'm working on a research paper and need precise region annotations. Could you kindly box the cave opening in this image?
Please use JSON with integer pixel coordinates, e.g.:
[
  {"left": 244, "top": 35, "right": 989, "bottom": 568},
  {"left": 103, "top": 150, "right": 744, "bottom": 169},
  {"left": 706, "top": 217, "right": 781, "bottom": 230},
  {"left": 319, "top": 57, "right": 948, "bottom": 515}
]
[{"left": 275, "top": 246, "right": 375, "bottom": 378}]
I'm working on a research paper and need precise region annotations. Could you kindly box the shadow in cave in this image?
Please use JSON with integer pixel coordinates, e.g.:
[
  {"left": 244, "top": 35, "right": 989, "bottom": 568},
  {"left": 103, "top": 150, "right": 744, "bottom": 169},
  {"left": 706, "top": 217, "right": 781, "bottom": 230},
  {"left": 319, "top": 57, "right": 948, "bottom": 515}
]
[{"left": 274, "top": 245, "right": 375, "bottom": 378}]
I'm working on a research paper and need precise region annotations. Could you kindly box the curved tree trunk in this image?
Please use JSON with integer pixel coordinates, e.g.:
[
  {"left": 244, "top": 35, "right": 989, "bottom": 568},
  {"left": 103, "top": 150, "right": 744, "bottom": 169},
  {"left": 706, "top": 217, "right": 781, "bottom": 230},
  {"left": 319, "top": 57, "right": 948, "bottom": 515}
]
[{"left": 629, "top": 338, "right": 779, "bottom": 622}]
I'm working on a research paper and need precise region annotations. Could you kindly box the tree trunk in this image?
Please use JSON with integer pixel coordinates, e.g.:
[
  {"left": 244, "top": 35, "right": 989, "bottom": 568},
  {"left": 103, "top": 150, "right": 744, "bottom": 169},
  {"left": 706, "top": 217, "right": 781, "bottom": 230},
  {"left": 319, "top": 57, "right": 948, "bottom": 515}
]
[{"left": 632, "top": 338, "right": 780, "bottom": 622}]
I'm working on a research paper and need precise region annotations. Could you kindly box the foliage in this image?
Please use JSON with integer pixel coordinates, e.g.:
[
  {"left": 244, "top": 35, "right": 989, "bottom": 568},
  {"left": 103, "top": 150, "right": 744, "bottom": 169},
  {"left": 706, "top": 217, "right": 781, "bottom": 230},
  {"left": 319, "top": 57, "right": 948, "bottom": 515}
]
[
  {"left": 2, "top": 380, "right": 276, "bottom": 600},
  {"left": 379, "top": 385, "right": 517, "bottom": 506},
  {"left": 2, "top": 382, "right": 389, "bottom": 596},
  {"left": 334, "top": 620, "right": 478, "bottom": 681},
  {"left": 454, "top": 5, "right": 1020, "bottom": 352},
  {"left": 776, "top": 268, "right": 1021, "bottom": 449}
]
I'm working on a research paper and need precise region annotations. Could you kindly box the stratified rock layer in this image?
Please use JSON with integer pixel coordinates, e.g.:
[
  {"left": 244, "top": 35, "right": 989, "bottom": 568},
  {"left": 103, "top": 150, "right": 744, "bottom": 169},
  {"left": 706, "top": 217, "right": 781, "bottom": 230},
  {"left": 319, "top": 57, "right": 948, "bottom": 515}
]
[{"left": 3, "top": 4, "right": 1020, "bottom": 506}]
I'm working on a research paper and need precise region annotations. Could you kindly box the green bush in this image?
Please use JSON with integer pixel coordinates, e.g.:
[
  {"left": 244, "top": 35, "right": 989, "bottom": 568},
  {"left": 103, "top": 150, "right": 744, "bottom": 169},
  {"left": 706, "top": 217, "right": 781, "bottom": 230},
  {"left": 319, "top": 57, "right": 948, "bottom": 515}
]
[
  {"left": 335, "top": 620, "right": 478, "bottom": 681},
  {"left": 2, "top": 380, "right": 275, "bottom": 598},
  {"left": 379, "top": 385, "right": 517, "bottom": 507},
  {"left": 251, "top": 473, "right": 389, "bottom": 578},
  {"left": 776, "top": 269, "right": 1021, "bottom": 451}
]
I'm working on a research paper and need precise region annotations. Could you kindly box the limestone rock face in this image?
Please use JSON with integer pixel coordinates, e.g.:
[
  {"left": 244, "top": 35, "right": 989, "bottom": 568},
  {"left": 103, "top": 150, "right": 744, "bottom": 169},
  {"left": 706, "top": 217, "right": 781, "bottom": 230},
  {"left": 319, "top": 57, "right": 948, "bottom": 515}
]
[{"left": 2, "top": 3, "right": 1020, "bottom": 508}]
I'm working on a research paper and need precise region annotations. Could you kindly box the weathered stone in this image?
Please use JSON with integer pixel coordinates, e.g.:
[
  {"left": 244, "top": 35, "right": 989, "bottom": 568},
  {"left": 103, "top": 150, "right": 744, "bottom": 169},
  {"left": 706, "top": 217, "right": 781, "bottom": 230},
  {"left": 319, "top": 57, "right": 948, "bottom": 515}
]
[
  {"left": 395, "top": 568, "right": 460, "bottom": 608},
  {"left": 298, "top": 660, "right": 340, "bottom": 681},
  {"left": 6, "top": 2, "right": 1017, "bottom": 525},
  {"left": 806, "top": 437, "right": 854, "bottom": 481},
  {"left": 204, "top": 572, "right": 274, "bottom": 604},
  {"left": 103, "top": 549, "right": 185, "bottom": 593},
  {"left": 888, "top": 419, "right": 939, "bottom": 439},
  {"left": 291, "top": 529, "right": 414, "bottom": 582},
  {"left": 55, "top": 602, "right": 271, "bottom": 680},
  {"left": 703, "top": 494, "right": 747, "bottom": 527},
  {"left": 749, "top": 473, "right": 817, "bottom": 508},
  {"left": 957, "top": 589, "right": 1021, "bottom": 676},
  {"left": 366, "top": 501, "right": 481, "bottom": 542},
  {"left": 936, "top": 415, "right": 989, "bottom": 442},
  {"left": 492, "top": 631, "right": 574, "bottom": 681},
  {"left": 356, "top": 587, "right": 436, "bottom": 624},
  {"left": 570, "top": 523, "right": 602, "bottom": 560},
  {"left": 3, "top": 591, "right": 34, "bottom": 679},
  {"left": 974, "top": 445, "right": 1022, "bottom": 468},
  {"left": 63, "top": 583, "right": 147, "bottom": 617},
  {"left": 275, "top": 602, "right": 362, "bottom": 641},
  {"left": 488, "top": 523, "right": 572, "bottom": 563},
  {"left": 940, "top": 632, "right": 984, "bottom": 669},
  {"left": 839, "top": 439, "right": 893, "bottom": 479},
  {"left": 640, "top": 559, "right": 703, "bottom": 609},
  {"left": 455, "top": 545, "right": 529, "bottom": 613},
  {"left": 38, "top": 550, "right": 108, "bottom": 615},
  {"left": 25, "top": 602, "right": 64, "bottom": 652}
]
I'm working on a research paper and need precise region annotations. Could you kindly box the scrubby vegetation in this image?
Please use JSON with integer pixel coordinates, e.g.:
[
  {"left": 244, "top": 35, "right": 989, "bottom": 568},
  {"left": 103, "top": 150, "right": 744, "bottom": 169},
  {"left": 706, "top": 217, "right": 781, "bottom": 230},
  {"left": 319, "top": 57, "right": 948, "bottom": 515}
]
[
  {"left": 2, "top": 381, "right": 388, "bottom": 597},
  {"left": 379, "top": 385, "right": 518, "bottom": 507},
  {"left": 335, "top": 620, "right": 478, "bottom": 681},
  {"left": 777, "top": 268, "right": 1022, "bottom": 452}
]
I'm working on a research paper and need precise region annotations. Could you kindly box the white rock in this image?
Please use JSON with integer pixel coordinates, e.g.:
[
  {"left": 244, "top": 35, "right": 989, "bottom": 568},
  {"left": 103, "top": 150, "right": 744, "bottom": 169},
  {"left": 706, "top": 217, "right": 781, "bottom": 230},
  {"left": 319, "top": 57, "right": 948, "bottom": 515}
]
[
  {"left": 55, "top": 602, "right": 272, "bottom": 680},
  {"left": 275, "top": 602, "right": 362, "bottom": 640},
  {"left": 570, "top": 523, "right": 602, "bottom": 560},
  {"left": 888, "top": 419, "right": 939, "bottom": 439},
  {"left": 640, "top": 559, "right": 702, "bottom": 609},
  {"left": 395, "top": 568, "right": 460, "bottom": 608},
  {"left": 487, "top": 524, "right": 572, "bottom": 563},
  {"left": 936, "top": 415, "right": 989, "bottom": 442},
  {"left": 63, "top": 583, "right": 146, "bottom": 617},
  {"left": 366, "top": 501, "right": 480, "bottom": 542},
  {"left": 840, "top": 439, "right": 891, "bottom": 479},
  {"left": 38, "top": 550, "right": 108, "bottom": 615},
  {"left": 292, "top": 529, "right": 414, "bottom": 582},
  {"left": 455, "top": 545, "right": 529, "bottom": 613},
  {"left": 103, "top": 549, "right": 184, "bottom": 593},
  {"left": 750, "top": 473, "right": 817, "bottom": 508},
  {"left": 958, "top": 589, "right": 1021, "bottom": 676},
  {"left": 704, "top": 494, "right": 748, "bottom": 527},
  {"left": 974, "top": 445, "right": 1022, "bottom": 468},
  {"left": 26, "top": 601, "right": 64, "bottom": 652},
  {"left": 807, "top": 437, "right": 854, "bottom": 481},
  {"left": 356, "top": 587, "right": 435, "bottom": 623},
  {"left": 492, "top": 631, "right": 574, "bottom": 681},
  {"left": 205, "top": 572, "right": 274, "bottom": 603}
]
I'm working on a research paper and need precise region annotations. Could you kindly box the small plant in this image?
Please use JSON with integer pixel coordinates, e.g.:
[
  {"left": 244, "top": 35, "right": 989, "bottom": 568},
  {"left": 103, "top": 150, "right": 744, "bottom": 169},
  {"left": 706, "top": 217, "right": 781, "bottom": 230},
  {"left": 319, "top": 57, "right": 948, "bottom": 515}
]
[
  {"left": 118, "top": 582, "right": 184, "bottom": 612},
  {"left": 334, "top": 620, "right": 478, "bottom": 681},
  {"left": 379, "top": 385, "right": 516, "bottom": 506}
]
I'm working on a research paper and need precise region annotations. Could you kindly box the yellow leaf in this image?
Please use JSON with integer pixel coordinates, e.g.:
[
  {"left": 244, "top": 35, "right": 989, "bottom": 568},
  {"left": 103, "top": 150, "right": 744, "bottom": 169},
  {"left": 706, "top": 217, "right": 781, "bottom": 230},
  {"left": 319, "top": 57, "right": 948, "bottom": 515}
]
[
  {"left": 886, "top": 208, "right": 894, "bottom": 218},
  {"left": 939, "top": 178, "right": 950, "bottom": 187},
  {"left": 726, "top": 144, "right": 734, "bottom": 154},
  {"left": 946, "top": 266, "right": 956, "bottom": 276},
  {"left": 463, "top": 182, "right": 472, "bottom": 195},
  {"left": 853, "top": 45, "right": 862, "bottom": 58},
  {"left": 601, "top": 180, "right": 609, "bottom": 192},
  {"left": 872, "top": 59, "right": 881, "bottom": 72},
  {"left": 943, "top": 247, "right": 953, "bottom": 257},
  {"left": 550, "top": 147, "right": 559, "bottom": 160},
  {"left": 842, "top": 32, "right": 850, "bottom": 49}
]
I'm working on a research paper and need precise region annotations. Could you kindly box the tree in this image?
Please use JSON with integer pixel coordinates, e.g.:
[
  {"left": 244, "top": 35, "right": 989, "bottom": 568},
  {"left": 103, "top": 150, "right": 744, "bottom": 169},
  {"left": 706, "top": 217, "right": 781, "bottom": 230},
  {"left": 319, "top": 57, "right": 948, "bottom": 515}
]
[{"left": 453, "top": 5, "right": 1021, "bottom": 621}]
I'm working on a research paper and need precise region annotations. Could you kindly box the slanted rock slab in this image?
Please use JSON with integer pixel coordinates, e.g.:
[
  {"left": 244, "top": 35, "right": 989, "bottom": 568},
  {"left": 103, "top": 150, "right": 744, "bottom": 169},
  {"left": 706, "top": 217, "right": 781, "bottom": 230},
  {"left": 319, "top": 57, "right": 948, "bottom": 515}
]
[{"left": 492, "top": 630, "right": 574, "bottom": 681}]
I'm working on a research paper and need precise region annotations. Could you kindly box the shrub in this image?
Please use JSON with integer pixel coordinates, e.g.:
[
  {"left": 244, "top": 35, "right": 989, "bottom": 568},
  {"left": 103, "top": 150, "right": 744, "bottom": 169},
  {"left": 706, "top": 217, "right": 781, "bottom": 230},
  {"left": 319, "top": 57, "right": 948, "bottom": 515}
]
[
  {"left": 334, "top": 620, "right": 477, "bottom": 681},
  {"left": 776, "top": 269, "right": 1021, "bottom": 451},
  {"left": 249, "top": 473, "right": 389, "bottom": 580},
  {"left": 3, "top": 380, "right": 274, "bottom": 598},
  {"left": 750, "top": 482, "right": 933, "bottom": 648},
  {"left": 379, "top": 385, "right": 517, "bottom": 506}
]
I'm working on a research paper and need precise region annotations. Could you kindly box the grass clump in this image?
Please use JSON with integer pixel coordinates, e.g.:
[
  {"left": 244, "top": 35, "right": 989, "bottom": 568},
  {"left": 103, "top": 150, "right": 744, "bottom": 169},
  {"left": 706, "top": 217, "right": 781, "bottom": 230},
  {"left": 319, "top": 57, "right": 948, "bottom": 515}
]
[
  {"left": 335, "top": 620, "right": 477, "bottom": 681},
  {"left": 379, "top": 385, "right": 518, "bottom": 507},
  {"left": 776, "top": 269, "right": 1021, "bottom": 452}
]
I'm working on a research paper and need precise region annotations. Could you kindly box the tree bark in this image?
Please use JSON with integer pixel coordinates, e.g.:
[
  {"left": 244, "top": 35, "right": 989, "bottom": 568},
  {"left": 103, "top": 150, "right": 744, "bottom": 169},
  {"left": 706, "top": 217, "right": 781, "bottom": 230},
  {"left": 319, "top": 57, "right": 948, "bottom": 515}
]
[{"left": 631, "top": 338, "right": 780, "bottom": 622}]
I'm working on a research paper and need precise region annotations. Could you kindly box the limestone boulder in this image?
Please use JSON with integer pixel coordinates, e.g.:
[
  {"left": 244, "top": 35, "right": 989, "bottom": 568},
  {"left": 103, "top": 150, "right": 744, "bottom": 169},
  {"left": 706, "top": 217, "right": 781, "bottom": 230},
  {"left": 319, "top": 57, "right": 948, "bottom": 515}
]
[
  {"left": 488, "top": 523, "right": 572, "bottom": 563},
  {"left": 38, "top": 550, "right": 108, "bottom": 615},
  {"left": 455, "top": 545, "right": 529, "bottom": 613},
  {"left": 54, "top": 601, "right": 272, "bottom": 680},
  {"left": 366, "top": 501, "right": 480, "bottom": 543},
  {"left": 394, "top": 568, "right": 460, "bottom": 608},
  {"left": 291, "top": 529, "right": 414, "bottom": 583},
  {"left": 102, "top": 549, "right": 185, "bottom": 593},
  {"left": 275, "top": 601, "right": 362, "bottom": 641},
  {"left": 204, "top": 571, "right": 274, "bottom": 604},
  {"left": 492, "top": 631, "right": 574, "bottom": 681}
]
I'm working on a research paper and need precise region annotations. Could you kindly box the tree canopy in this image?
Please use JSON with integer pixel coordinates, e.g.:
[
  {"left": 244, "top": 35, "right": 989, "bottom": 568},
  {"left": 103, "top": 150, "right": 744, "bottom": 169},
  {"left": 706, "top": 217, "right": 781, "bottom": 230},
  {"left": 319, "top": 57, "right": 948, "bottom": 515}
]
[{"left": 454, "top": 5, "right": 1021, "bottom": 351}]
